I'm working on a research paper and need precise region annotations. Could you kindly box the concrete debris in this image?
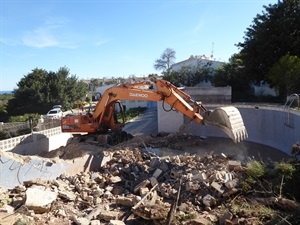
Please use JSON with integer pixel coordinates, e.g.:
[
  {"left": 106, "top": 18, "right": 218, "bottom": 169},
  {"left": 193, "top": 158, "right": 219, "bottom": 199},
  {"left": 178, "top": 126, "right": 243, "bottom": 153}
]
[
  {"left": 0, "top": 133, "right": 292, "bottom": 225},
  {"left": 227, "top": 160, "right": 242, "bottom": 171},
  {"left": 109, "top": 220, "right": 125, "bottom": 225},
  {"left": 202, "top": 194, "right": 216, "bottom": 208},
  {"left": 25, "top": 185, "right": 58, "bottom": 213}
]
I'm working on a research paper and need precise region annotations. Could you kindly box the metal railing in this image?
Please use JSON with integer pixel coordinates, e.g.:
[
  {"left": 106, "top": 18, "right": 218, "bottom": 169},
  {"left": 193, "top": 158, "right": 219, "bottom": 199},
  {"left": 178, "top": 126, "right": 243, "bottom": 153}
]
[{"left": 284, "top": 93, "right": 299, "bottom": 127}]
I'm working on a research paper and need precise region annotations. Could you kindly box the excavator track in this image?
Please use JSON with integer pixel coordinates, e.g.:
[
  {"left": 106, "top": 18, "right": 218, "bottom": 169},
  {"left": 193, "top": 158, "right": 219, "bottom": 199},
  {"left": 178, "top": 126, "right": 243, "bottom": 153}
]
[{"left": 203, "top": 106, "right": 248, "bottom": 143}]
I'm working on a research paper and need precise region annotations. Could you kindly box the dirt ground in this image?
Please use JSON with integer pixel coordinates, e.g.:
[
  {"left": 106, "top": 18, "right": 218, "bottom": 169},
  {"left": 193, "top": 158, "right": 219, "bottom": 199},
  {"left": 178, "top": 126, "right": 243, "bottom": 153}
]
[{"left": 1, "top": 133, "right": 300, "bottom": 225}]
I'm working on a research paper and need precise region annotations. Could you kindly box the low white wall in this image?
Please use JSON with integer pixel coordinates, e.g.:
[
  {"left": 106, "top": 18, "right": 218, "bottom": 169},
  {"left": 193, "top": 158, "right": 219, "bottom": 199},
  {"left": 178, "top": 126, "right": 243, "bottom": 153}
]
[
  {"left": 0, "top": 127, "right": 72, "bottom": 155},
  {"left": 157, "top": 103, "right": 184, "bottom": 133},
  {"left": 185, "top": 86, "right": 232, "bottom": 103},
  {"left": 158, "top": 104, "right": 300, "bottom": 155}
]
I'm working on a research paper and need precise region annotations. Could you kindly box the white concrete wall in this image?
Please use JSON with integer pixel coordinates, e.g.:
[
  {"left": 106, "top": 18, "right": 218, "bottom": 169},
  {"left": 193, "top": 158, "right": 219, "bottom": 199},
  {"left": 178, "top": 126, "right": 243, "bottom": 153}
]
[
  {"left": 157, "top": 102, "right": 184, "bottom": 133},
  {"left": 185, "top": 86, "right": 232, "bottom": 103},
  {"left": 0, "top": 127, "right": 72, "bottom": 155}
]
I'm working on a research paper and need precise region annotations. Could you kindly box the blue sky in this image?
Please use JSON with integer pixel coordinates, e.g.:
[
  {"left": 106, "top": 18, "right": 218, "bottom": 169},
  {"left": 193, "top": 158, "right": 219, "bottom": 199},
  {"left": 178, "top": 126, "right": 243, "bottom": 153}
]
[{"left": 1, "top": 0, "right": 277, "bottom": 91}]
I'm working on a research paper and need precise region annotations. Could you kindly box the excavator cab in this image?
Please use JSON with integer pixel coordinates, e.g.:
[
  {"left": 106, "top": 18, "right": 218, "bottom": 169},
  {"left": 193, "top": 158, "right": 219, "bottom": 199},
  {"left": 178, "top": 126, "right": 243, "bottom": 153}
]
[{"left": 101, "top": 101, "right": 126, "bottom": 131}]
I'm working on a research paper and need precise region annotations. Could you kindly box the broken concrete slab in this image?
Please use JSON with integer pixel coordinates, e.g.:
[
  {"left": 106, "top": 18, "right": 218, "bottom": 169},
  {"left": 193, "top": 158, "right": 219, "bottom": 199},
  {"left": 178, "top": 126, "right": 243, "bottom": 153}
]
[
  {"left": 25, "top": 185, "right": 58, "bottom": 213},
  {"left": 0, "top": 151, "right": 106, "bottom": 189}
]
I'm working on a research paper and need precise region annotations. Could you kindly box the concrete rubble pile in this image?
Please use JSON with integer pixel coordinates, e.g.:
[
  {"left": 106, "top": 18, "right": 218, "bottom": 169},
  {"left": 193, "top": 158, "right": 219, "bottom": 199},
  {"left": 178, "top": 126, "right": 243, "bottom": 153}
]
[{"left": 0, "top": 135, "right": 264, "bottom": 225}]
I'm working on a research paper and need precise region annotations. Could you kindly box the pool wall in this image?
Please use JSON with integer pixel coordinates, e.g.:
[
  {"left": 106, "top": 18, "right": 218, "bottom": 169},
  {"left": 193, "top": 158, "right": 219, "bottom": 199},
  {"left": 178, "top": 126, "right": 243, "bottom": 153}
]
[{"left": 158, "top": 104, "right": 300, "bottom": 155}]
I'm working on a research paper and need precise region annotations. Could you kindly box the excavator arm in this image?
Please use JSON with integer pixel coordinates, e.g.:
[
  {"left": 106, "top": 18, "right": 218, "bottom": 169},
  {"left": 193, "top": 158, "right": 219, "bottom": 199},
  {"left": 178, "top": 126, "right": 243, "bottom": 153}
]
[
  {"left": 62, "top": 79, "right": 247, "bottom": 143},
  {"left": 89, "top": 79, "right": 247, "bottom": 143}
]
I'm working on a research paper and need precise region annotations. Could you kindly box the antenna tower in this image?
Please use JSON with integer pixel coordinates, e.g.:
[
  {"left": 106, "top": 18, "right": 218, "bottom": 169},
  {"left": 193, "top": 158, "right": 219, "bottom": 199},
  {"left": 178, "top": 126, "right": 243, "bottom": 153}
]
[{"left": 211, "top": 42, "right": 214, "bottom": 59}]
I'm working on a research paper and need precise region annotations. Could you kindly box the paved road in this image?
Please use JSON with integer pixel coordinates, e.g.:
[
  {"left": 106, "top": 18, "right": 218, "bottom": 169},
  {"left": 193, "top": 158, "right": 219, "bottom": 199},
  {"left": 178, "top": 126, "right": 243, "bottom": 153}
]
[{"left": 123, "top": 107, "right": 158, "bottom": 136}]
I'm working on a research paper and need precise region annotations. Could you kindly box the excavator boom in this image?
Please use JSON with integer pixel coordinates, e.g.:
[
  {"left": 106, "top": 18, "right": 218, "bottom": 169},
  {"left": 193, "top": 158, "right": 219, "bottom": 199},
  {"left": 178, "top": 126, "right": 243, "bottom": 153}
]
[{"left": 61, "top": 79, "right": 248, "bottom": 144}]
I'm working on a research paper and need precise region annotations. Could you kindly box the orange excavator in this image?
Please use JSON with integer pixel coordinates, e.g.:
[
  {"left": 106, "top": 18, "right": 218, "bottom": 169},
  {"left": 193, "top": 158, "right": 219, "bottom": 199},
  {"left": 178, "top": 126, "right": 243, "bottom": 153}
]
[{"left": 61, "top": 79, "right": 248, "bottom": 145}]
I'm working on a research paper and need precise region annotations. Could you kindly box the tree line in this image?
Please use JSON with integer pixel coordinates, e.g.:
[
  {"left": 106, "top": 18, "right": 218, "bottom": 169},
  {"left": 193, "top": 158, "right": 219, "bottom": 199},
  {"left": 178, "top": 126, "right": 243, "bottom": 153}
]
[
  {"left": 154, "top": 0, "right": 300, "bottom": 102},
  {"left": 0, "top": 67, "right": 86, "bottom": 122}
]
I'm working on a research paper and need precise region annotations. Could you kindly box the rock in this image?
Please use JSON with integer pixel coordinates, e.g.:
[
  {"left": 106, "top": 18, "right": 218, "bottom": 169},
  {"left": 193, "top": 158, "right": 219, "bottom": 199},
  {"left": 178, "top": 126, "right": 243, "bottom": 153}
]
[
  {"left": 103, "top": 190, "right": 113, "bottom": 199},
  {"left": 116, "top": 196, "right": 135, "bottom": 207},
  {"left": 109, "top": 176, "right": 122, "bottom": 184},
  {"left": 225, "top": 178, "right": 238, "bottom": 189},
  {"left": 158, "top": 160, "right": 170, "bottom": 172},
  {"left": 186, "top": 181, "right": 200, "bottom": 192},
  {"left": 170, "top": 169, "right": 183, "bottom": 179},
  {"left": 133, "top": 179, "right": 150, "bottom": 194},
  {"left": 149, "top": 177, "right": 158, "bottom": 187},
  {"left": 0, "top": 204, "right": 14, "bottom": 213},
  {"left": 112, "top": 186, "right": 125, "bottom": 195},
  {"left": 192, "top": 172, "right": 207, "bottom": 182},
  {"left": 150, "top": 157, "right": 160, "bottom": 168},
  {"left": 139, "top": 187, "right": 149, "bottom": 197},
  {"left": 90, "top": 220, "right": 101, "bottom": 225},
  {"left": 109, "top": 220, "right": 125, "bottom": 225},
  {"left": 99, "top": 210, "right": 119, "bottom": 221},
  {"left": 219, "top": 212, "right": 233, "bottom": 225},
  {"left": 100, "top": 151, "right": 114, "bottom": 167},
  {"left": 58, "top": 190, "right": 77, "bottom": 201},
  {"left": 85, "top": 207, "right": 102, "bottom": 221},
  {"left": 152, "top": 168, "right": 162, "bottom": 178},
  {"left": 25, "top": 185, "right": 58, "bottom": 213},
  {"left": 211, "top": 181, "right": 224, "bottom": 194},
  {"left": 71, "top": 216, "right": 90, "bottom": 225},
  {"left": 55, "top": 208, "right": 67, "bottom": 217},
  {"left": 189, "top": 217, "right": 212, "bottom": 225},
  {"left": 228, "top": 161, "right": 242, "bottom": 172},
  {"left": 132, "top": 202, "right": 170, "bottom": 220},
  {"left": 202, "top": 194, "right": 216, "bottom": 207}
]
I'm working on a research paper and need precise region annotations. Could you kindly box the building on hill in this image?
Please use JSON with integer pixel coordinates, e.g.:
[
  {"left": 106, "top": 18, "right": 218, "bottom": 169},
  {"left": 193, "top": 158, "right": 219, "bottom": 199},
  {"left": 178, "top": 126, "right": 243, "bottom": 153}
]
[
  {"left": 171, "top": 55, "right": 223, "bottom": 71},
  {"left": 171, "top": 55, "right": 224, "bottom": 87}
]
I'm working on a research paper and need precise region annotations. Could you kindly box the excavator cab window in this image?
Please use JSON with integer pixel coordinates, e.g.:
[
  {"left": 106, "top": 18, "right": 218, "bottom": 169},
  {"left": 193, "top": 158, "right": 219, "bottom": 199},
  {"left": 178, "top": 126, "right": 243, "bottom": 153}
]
[{"left": 114, "top": 102, "right": 126, "bottom": 124}]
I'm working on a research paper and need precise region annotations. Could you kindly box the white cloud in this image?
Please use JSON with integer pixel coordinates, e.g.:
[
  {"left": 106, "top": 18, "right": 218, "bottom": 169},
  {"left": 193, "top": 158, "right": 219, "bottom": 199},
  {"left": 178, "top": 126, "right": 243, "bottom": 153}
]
[
  {"left": 22, "top": 17, "right": 74, "bottom": 48},
  {"left": 23, "top": 29, "right": 58, "bottom": 48}
]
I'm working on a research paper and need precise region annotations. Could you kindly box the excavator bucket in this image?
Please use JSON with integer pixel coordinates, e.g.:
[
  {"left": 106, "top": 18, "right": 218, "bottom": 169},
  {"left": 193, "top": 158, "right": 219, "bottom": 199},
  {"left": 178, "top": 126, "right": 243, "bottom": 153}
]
[{"left": 203, "top": 106, "right": 248, "bottom": 143}]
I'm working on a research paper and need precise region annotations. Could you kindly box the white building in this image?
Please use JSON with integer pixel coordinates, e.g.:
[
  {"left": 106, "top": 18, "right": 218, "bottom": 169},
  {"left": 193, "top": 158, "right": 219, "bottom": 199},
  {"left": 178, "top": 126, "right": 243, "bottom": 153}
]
[
  {"left": 171, "top": 55, "right": 223, "bottom": 71},
  {"left": 171, "top": 55, "right": 224, "bottom": 86}
]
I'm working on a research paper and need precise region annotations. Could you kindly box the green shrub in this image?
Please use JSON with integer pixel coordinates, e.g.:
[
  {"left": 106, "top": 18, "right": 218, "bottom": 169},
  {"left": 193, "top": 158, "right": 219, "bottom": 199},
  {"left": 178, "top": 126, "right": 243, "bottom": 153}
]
[
  {"left": 274, "top": 162, "right": 295, "bottom": 179},
  {"left": 246, "top": 161, "right": 266, "bottom": 178},
  {"left": 9, "top": 113, "right": 40, "bottom": 126}
]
